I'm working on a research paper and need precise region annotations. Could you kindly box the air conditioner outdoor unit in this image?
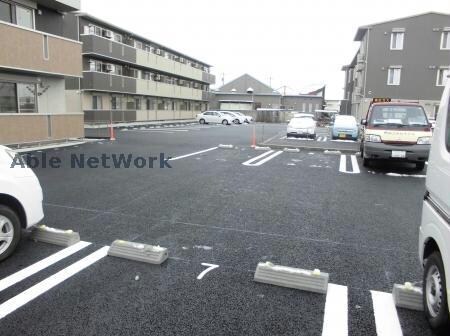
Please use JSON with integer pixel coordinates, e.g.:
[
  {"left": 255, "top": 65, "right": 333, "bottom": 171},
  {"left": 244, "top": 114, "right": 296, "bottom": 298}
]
[
  {"left": 179, "top": 80, "right": 184, "bottom": 85},
  {"left": 156, "top": 74, "right": 161, "bottom": 81},
  {"left": 156, "top": 49, "right": 161, "bottom": 55},
  {"left": 103, "top": 30, "right": 113, "bottom": 39},
  {"left": 194, "top": 83, "right": 199, "bottom": 88},
  {"left": 106, "top": 64, "right": 114, "bottom": 72}
]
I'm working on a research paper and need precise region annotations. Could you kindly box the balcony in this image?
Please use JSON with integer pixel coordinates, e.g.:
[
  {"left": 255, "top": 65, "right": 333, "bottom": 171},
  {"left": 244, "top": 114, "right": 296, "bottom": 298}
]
[
  {"left": 136, "top": 79, "right": 203, "bottom": 100},
  {"left": 0, "top": 21, "right": 82, "bottom": 77},
  {"left": 136, "top": 49, "right": 214, "bottom": 84},
  {"left": 81, "top": 34, "right": 136, "bottom": 64},
  {"left": 81, "top": 72, "right": 137, "bottom": 93}
]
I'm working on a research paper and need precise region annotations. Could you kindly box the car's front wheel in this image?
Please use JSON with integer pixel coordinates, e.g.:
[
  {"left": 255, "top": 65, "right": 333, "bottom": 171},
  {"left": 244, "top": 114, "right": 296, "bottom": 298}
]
[
  {"left": 0, "top": 205, "right": 21, "bottom": 262},
  {"left": 423, "top": 251, "right": 450, "bottom": 335}
]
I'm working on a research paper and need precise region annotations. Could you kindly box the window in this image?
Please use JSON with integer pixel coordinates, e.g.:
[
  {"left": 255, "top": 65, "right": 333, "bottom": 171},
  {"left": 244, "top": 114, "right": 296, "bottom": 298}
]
[
  {"left": 0, "top": 1, "right": 12, "bottom": 23},
  {"left": 43, "top": 35, "right": 49, "bottom": 60},
  {"left": 92, "top": 96, "right": 102, "bottom": 110},
  {"left": 0, "top": 82, "right": 17, "bottom": 113},
  {"left": 390, "top": 31, "right": 404, "bottom": 50},
  {"left": 135, "top": 98, "right": 141, "bottom": 110},
  {"left": 16, "top": 5, "right": 34, "bottom": 29},
  {"left": 146, "top": 98, "right": 154, "bottom": 110},
  {"left": 387, "top": 67, "right": 402, "bottom": 85},
  {"left": 17, "top": 83, "right": 36, "bottom": 113},
  {"left": 437, "top": 68, "right": 449, "bottom": 86},
  {"left": 441, "top": 30, "right": 450, "bottom": 50},
  {"left": 112, "top": 96, "right": 121, "bottom": 110}
]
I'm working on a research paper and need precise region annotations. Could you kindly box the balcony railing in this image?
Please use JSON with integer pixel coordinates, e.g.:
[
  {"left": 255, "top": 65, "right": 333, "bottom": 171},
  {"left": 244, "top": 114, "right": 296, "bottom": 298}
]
[
  {"left": 0, "top": 21, "right": 82, "bottom": 77},
  {"left": 80, "top": 34, "right": 214, "bottom": 84}
]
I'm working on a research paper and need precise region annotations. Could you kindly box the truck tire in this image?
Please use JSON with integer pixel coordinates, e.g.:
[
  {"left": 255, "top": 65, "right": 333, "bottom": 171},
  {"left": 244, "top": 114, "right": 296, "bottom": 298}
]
[{"left": 423, "top": 251, "right": 450, "bottom": 335}]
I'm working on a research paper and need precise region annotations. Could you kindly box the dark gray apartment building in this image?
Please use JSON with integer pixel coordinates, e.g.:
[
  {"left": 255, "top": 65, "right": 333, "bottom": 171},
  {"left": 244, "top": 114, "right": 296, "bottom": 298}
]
[
  {"left": 0, "top": 0, "right": 83, "bottom": 145},
  {"left": 210, "top": 74, "right": 325, "bottom": 117},
  {"left": 342, "top": 12, "right": 450, "bottom": 120},
  {"left": 66, "top": 13, "right": 215, "bottom": 124}
]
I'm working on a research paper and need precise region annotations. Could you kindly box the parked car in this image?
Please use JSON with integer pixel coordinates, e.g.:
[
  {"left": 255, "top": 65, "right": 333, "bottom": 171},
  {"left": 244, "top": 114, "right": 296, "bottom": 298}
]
[
  {"left": 196, "top": 111, "right": 233, "bottom": 125},
  {"left": 418, "top": 81, "right": 450, "bottom": 335},
  {"left": 233, "top": 111, "right": 253, "bottom": 123},
  {"left": 0, "top": 146, "right": 44, "bottom": 261},
  {"left": 287, "top": 116, "right": 316, "bottom": 139},
  {"left": 220, "top": 111, "right": 247, "bottom": 124},
  {"left": 360, "top": 103, "right": 432, "bottom": 170},
  {"left": 331, "top": 115, "right": 359, "bottom": 140}
]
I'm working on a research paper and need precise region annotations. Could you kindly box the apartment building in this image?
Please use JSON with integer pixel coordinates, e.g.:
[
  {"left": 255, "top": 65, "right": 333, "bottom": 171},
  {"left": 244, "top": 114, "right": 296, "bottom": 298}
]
[
  {"left": 210, "top": 74, "right": 324, "bottom": 113},
  {"left": 0, "top": 0, "right": 83, "bottom": 145},
  {"left": 65, "top": 13, "right": 215, "bottom": 124},
  {"left": 342, "top": 12, "right": 450, "bottom": 120}
]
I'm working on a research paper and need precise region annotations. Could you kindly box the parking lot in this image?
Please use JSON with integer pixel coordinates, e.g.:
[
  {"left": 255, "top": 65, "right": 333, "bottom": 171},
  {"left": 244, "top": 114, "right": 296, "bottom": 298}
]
[{"left": 0, "top": 123, "right": 432, "bottom": 335}]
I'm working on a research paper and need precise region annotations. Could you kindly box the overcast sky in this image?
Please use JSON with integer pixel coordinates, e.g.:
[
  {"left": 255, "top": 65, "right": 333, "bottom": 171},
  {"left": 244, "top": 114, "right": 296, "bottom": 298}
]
[{"left": 81, "top": 0, "right": 449, "bottom": 99}]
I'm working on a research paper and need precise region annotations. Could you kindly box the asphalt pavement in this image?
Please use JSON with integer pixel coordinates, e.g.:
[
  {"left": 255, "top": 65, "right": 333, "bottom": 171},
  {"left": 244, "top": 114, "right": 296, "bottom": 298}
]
[{"left": 0, "top": 122, "right": 432, "bottom": 336}]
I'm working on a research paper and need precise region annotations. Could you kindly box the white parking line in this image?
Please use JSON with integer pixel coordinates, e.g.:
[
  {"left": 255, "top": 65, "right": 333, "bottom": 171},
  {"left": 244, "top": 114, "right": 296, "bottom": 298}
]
[
  {"left": 0, "top": 246, "right": 109, "bottom": 320},
  {"left": 371, "top": 290, "right": 403, "bottom": 336},
  {"left": 317, "top": 136, "right": 328, "bottom": 142},
  {"left": 339, "top": 155, "right": 360, "bottom": 174},
  {"left": 168, "top": 147, "right": 218, "bottom": 161},
  {"left": 322, "top": 284, "right": 348, "bottom": 336},
  {"left": 242, "top": 150, "right": 283, "bottom": 166},
  {"left": 0, "top": 241, "right": 91, "bottom": 293}
]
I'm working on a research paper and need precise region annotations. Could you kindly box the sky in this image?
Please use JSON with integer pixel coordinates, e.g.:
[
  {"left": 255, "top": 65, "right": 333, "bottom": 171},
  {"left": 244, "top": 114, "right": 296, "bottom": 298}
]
[{"left": 81, "top": 0, "right": 450, "bottom": 99}]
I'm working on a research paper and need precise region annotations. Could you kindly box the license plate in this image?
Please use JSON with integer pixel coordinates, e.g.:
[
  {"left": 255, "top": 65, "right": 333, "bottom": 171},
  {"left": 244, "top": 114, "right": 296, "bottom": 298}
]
[
  {"left": 392, "top": 151, "right": 406, "bottom": 158},
  {"left": 339, "top": 133, "right": 346, "bottom": 138}
]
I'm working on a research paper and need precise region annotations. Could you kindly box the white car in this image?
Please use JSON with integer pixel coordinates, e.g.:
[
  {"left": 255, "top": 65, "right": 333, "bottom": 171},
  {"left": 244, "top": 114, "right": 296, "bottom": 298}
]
[
  {"left": 418, "top": 81, "right": 450, "bottom": 334},
  {"left": 287, "top": 117, "right": 316, "bottom": 139},
  {"left": 293, "top": 113, "right": 315, "bottom": 119},
  {"left": 233, "top": 112, "right": 253, "bottom": 123},
  {"left": 220, "top": 111, "right": 247, "bottom": 124},
  {"left": 196, "top": 111, "right": 233, "bottom": 125},
  {"left": 0, "top": 146, "right": 44, "bottom": 261}
]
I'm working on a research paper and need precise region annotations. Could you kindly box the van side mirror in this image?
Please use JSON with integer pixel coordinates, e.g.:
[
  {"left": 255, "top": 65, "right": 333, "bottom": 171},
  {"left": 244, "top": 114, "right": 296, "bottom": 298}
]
[{"left": 361, "top": 119, "right": 367, "bottom": 126}]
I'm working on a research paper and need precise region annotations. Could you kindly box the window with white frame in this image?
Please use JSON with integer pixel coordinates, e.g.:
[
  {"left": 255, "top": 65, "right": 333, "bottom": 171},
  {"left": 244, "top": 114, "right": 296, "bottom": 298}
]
[
  {"left": 387, "top": 67, "right": 402, "bottom": 85},
  {"left": 441, "top": 30, "right": 450, "bottom": 50},
  {"left": 437, "top": 67, "right": 449, "bottom": 86},
  {"left": 92, "top": 96, "right": 102, "bottom": 110},
  {"left": 390, "top": 31, "right": 404, "bottom": 50}
]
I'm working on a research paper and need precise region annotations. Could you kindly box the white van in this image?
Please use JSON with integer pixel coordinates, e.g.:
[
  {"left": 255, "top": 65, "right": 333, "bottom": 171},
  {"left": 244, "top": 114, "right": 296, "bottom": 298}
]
[{"left": 418, "top": 81, "right": 450, "bottom": 334}]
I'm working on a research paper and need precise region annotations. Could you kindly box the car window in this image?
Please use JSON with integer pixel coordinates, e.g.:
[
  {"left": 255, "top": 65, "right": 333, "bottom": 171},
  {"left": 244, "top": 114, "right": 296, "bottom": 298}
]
[
  {"left": 204, "top": 112, "right": 212, "bottom": 116},
  {"left": 369, "top": 105, "right": 428, "bottom": 127}
]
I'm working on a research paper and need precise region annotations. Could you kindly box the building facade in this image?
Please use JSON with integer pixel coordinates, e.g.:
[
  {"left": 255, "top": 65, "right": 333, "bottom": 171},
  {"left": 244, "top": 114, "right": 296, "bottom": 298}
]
[
  {"left": 210, "top": 74, "right": 325, "bottom": 117},
  {"left": 342, "top": 12, "right": 450, "bottom": 121},
  {"left": 66, "top": 13, "right": 215, "bottom": 124},
  {"left": 0, "top": 0, "right": 83, "bottom": 145}
]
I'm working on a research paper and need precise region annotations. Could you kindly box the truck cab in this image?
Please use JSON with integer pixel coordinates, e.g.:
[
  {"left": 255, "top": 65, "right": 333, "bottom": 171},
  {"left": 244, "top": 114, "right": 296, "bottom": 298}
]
[{"left": 360, "top": 102, "right": 432, "bottom": 170}]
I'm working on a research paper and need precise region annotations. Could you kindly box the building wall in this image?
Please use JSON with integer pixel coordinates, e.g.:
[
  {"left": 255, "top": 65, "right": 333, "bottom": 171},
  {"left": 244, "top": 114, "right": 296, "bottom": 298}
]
[{"left": 364, "top": 13, "right": 449, "bottom": 101}]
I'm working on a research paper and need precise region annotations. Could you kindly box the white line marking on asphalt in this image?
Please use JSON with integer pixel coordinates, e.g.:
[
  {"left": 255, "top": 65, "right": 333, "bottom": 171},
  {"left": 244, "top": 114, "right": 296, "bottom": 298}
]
[
  {"left": 322, "top": 284, "right": 348, "bottom": 336},
  {"left": 168, "top": 147, "right": 218, "bottom": 161},
  {"left": 350, "top": 155, "right": 360, "bottom": 174},
  {"left": 197, "top": 263, "right": 219, "bottom": 280},
  {"left": 339, "top": 155, "right": 347, "bottom": 172},
  {"left": 371, "top": 290, "right": 403, "bottom": 336},
  {"left": 0, "top": 246, "right": 109, "bottom": 320},
  {"left": 242, "top": 150, "right": 283, "bottom": 166},
  {"left": 339, "top": 155, "right": 360, "bottom": 174},
  {"left": 139, "top": 129, "right": 189, "bottom": 132},
  {"left": 0, "top": 241, "right": 91, "bottom": 293}
]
